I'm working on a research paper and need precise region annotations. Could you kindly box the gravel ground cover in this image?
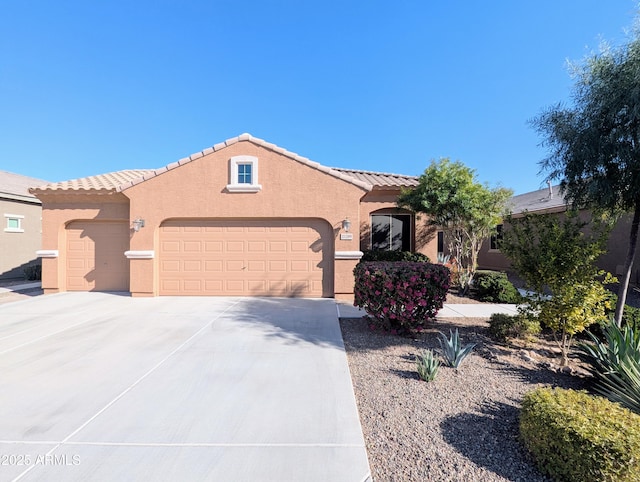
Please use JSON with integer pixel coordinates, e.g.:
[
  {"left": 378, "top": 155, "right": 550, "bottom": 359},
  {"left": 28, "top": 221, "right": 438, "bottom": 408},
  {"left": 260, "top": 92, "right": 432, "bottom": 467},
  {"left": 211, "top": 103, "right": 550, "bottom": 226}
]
[{"left": 340, "top": 305, "right": 589, "bottom": 482}]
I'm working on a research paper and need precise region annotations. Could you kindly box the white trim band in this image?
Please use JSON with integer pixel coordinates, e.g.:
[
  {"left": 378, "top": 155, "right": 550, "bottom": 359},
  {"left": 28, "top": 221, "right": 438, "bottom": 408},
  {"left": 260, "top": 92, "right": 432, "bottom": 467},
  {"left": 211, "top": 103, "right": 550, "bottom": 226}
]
[
  {"left": 334, "top": 250, "right": 364, "bottom": 260},
  {"left": 36, "top": 250, "right": 59, "bottom": 258},
  {"left": 124, "top": 250, "right": 155, "bottom": 259}
]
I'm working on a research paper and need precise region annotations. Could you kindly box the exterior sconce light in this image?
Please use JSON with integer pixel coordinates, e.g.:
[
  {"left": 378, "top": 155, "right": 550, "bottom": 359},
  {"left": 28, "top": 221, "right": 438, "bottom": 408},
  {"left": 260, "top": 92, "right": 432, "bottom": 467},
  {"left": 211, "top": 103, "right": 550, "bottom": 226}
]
[
  {"left": 132, "top": 218, "right": 145, "bottom": 232},
  {"left": 342, "top": 218, "right": 351, "bottom": 232}
]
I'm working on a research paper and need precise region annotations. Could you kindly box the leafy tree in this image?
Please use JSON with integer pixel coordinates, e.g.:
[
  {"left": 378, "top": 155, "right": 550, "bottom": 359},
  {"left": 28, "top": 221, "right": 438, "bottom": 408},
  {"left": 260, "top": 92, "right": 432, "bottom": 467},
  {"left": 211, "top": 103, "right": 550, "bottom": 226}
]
[
  {"left": 398, "top": 158, "right": 512, "bottom": 292},
  {"left": 501, "top": 211, "right": 615, "bottom": 365},
  {"left": 533, "top": 34, "right": 640, "bottom": 326}
]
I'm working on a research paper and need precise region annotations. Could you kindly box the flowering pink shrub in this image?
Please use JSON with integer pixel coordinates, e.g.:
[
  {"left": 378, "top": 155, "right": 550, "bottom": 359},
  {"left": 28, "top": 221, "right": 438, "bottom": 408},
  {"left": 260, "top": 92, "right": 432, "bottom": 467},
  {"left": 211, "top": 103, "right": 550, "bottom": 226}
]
[{"left": 354, "top": 261, "right": 451, "bottom": 333}]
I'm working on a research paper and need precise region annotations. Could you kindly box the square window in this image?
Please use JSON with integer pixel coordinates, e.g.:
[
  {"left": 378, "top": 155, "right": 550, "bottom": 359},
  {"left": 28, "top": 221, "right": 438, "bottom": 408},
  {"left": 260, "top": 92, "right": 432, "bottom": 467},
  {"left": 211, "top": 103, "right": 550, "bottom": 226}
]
[
  {"left": 237, "top": 163, "right": 252, "bottom": 184},
  {"left": 4, "top": 214, "right": 24, "bottom": 233}
]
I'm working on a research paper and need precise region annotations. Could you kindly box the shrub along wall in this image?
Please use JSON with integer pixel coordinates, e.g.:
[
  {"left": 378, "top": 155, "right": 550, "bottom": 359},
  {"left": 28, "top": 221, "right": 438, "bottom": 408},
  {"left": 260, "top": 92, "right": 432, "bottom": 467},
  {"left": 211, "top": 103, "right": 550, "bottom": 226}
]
[
  {"left": 354, "top": 261, "right": 450, "bottom": 333},
  {"left": 360, "top": 250, "right": 431, "bottom": 263}
]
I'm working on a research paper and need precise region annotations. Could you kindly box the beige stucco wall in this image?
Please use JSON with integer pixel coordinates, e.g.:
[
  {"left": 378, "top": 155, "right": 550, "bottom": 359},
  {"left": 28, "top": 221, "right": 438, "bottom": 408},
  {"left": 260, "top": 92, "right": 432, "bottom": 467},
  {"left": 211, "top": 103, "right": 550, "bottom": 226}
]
[
  {"left": 36, "top": 194, "right": 130, "bottom": 293},
  {"left": 0, "top": 198, "right": 42, "bottom": 279}
]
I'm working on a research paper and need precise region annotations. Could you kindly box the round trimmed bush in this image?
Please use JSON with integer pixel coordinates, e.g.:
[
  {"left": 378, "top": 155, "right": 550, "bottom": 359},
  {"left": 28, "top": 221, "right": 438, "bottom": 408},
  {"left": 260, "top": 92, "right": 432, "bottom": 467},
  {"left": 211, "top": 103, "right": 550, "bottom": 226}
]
[{"left": 473, "top": 270, "right": 521, "bottom": 303}]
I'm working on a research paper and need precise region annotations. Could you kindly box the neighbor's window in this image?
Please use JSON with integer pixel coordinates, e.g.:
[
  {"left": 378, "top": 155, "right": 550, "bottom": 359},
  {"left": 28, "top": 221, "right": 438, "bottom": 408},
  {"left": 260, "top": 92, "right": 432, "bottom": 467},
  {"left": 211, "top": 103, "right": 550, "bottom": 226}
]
[
  {"left": 490, "top": 224, "right": 503, "bottom": 250},
  {"left": 4, "top": 214, "right": 24, "bottom": 233},
  {"left": 371, "top": 214, "right": 411, "bottom": 251},
  {"left": 227, "top": 155, "right": 261, "bottom": 192}
]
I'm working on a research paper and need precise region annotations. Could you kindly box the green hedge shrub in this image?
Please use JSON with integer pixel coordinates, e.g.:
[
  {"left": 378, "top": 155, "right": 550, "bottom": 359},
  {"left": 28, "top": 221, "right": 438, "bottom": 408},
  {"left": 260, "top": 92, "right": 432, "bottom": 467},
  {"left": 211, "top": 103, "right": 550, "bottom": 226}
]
[
  {"left": 353, "top": 261, "right": 450, "bottom": 333},
  {"left": 487, "top": 313, "right": 540, "bottom": 342},
  {"left": 359, "top": 250, "right": 431, "bottom": 263},
  {"left": 520, "top": 387, "right": 640, "bottom": 482},
  {"left": 473, "top": 270, "right": 521, "bottom": 303}
]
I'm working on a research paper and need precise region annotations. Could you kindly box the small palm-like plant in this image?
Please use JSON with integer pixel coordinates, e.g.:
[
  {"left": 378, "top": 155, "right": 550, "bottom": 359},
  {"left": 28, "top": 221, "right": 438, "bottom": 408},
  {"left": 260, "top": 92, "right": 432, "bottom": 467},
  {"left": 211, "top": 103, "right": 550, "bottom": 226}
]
[
  {"left": 437, "top": 329, "right": 476, "bottom": 369},
  {"left": 416, "top": 349, "right": 440, "bottom": 382}
]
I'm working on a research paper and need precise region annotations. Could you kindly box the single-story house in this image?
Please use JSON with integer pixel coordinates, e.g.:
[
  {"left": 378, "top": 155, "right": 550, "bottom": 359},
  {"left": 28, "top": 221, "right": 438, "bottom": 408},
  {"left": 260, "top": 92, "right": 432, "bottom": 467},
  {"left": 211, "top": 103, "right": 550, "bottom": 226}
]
[
  {"left": 0, "top": 170, "right": 49, "bottom": 280},
  {"left": 31, "top": 133, "right": 437, "bottom": 299},
  {"left": 477, "top": 183, "right": 640, "bottom": 285}
]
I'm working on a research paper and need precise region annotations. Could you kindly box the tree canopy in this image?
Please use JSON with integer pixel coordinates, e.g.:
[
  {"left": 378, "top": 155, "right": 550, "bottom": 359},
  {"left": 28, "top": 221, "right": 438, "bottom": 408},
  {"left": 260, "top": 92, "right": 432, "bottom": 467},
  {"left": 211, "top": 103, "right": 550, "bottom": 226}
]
[
  {"left": 533, "top": 34, "right": 640, "bottom": 325},
  {"left": 500, "top": 211, "right": 614, "bottom": 365},
  {"left": 398, "top": 158, "right": 512, "bottom": 291}
]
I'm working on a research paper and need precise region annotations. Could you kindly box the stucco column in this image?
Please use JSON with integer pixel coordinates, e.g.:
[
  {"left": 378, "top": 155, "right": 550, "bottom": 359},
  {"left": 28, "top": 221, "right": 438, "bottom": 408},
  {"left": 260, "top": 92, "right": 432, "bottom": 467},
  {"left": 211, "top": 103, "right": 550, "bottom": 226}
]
[
  {"left": 126, "top": 217, "right": 156, "bottom": 297},
  {"left": 334, "top": 251, "right": 363, "bottom": 301},
  {"left": 36, "top": 251, "right": 60, "bottom": 294}
]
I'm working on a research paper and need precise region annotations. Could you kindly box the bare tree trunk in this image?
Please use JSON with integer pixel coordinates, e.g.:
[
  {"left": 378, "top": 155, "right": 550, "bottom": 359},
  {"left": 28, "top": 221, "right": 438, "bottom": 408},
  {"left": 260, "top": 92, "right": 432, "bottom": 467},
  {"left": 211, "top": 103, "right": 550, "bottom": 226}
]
[{"left": 615, "top": 203, "right": 640, "bottom": 326}]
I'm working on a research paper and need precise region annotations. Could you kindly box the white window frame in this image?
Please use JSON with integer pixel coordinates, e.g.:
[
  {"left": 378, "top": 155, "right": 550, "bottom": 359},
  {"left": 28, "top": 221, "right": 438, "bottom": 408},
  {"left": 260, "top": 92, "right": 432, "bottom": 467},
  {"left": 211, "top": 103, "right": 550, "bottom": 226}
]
[
  {"left": 226, "top": 155, "right": 262, "bottom": 192},
  {"left": 4, "top": 214, "right": 24, "bottom": 233}
]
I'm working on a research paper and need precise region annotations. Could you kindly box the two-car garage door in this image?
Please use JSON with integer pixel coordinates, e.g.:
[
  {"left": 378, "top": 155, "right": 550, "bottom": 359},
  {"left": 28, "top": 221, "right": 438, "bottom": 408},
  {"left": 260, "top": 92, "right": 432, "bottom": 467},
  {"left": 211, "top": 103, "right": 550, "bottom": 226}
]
[{"left": 159, "top": 219, "right": 332, "bottom": 297}]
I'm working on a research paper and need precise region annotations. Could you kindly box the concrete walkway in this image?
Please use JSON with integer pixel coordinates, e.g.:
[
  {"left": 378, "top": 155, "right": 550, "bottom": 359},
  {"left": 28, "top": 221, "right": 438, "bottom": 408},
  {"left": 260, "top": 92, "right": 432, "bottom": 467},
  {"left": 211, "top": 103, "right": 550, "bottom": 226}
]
[{"left": 336, "top": 301, "right": 519, "bottom": 319}]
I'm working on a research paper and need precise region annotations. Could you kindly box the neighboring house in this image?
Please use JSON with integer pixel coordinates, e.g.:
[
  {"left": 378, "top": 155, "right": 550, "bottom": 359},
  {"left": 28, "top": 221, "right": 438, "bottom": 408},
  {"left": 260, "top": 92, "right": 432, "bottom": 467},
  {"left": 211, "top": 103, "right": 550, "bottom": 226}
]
[
  {"left": 477, "top": 183, "right": 640, "bottom": 285},
  {"left": 31, "top": 133, "right": 437, "bottom": 298},
  {"left": 0, "top": 170, "right": 48, "bottom": 280}
]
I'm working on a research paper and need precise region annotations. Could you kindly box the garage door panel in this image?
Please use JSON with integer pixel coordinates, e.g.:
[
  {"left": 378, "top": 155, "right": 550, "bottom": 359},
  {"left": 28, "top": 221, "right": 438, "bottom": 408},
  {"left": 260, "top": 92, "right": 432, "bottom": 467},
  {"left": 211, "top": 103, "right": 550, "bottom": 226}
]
[
  {"left": 247, "top": 260, "right": 266, "bottom": 272},
  {"left": 291, "top": 260, "right": 309, "bottom": 272},
  {"left": 205, "top": 280, "right": 223, "bottom": 291},
  {"left": 162, "top": 241, "right": 180, "bottom": 252},
  {"left": 183, "top": 280, "right": 202, "bottom": 291},
  {"left": 205, "top": 241, "right": 223, "bottom": 252},
  {"left": 183, "top": 260, "right": 202, "bottom": 271},
  {"left": 204, "top": 260, "right": 223, "bottom": 271},
  {"left": 269, "top": 260, "right": 287, "bottom": 272},
  {"left": 183, "top": 241, "right": 202, "bottom": 252},
  {"left": 159, "top": 219, "right": 332, "bottom": 297},
  {"left": 226, "top": 241, "right": 244, "bottom": 252}
]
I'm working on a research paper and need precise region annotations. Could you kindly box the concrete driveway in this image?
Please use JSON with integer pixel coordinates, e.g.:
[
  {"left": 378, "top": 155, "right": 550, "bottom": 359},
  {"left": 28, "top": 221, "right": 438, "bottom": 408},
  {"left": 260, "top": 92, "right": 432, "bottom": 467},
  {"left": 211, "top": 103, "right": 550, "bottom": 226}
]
[{"left": 0, "top": 293, "right": 371, "bottom": 481}]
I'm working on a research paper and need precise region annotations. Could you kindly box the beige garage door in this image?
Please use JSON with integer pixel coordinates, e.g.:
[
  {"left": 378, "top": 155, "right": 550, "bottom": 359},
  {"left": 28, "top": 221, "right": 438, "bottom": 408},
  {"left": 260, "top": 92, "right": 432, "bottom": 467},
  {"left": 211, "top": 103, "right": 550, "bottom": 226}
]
[
  {"left": 159, "top": 219, "right": 332, "bottom": 297},
  {"left": 66, "top": 221, "right": 130, "bottom": 291}
]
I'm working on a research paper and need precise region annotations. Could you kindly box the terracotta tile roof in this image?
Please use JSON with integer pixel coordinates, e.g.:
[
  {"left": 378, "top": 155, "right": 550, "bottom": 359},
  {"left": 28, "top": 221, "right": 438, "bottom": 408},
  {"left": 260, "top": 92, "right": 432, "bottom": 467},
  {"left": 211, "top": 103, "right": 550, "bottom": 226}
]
[
  {"left": 31, "top": 170, "right": 154, "bottom": 193},
  {"left": 331, "top": 168, "right": 418, "bottom": 188},
  {"left": 510, "top": 184, "right": 567, "bottom": 214},
  {"left": 0, "top": 170, "right": 49, "bottom": 203},
  {"left": 30, "top": 133, "right": 419, "bottom": 194}
]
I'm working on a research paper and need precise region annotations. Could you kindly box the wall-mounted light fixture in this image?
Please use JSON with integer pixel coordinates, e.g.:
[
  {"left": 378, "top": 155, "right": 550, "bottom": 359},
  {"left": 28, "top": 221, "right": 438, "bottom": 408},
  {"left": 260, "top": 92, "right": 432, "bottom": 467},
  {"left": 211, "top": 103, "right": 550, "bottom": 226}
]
[
  {"left": 342, "top": 217, "right": 351, "bottom": 232},
  {"left": 132, "top": 218, "right": 145, "bottom": 232}
]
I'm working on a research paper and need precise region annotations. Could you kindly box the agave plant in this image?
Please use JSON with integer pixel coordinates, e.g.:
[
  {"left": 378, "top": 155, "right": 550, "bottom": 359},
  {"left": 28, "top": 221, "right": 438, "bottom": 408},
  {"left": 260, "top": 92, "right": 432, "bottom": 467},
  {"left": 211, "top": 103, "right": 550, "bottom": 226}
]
[
  {"left": 578, "top": 319, "right": 640, "bottom": 414},
  {"left": 416, "top": 349, "right": 440, "bottom": 382},
  {"left": 437, "top": 329, "right": 476, "bottom": 369},
  {"left": 436, "top": 252, "right": 451, "bottom": 265}
]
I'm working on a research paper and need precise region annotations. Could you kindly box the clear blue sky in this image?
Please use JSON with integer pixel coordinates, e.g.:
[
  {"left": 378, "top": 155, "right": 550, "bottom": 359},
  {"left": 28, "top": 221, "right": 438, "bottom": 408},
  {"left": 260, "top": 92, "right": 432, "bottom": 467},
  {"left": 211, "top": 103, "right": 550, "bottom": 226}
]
[{"left": 1, "top": 1, "right": 638, "bottom": 194}]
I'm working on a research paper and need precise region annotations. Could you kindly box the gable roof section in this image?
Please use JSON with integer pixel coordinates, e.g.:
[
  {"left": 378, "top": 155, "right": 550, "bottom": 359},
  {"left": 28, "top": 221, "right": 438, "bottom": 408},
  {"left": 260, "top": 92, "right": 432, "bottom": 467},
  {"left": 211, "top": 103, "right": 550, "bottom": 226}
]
[
  {"left": 510, "top": 184, "right": 567, "bottom": 214},
  {"left": 31, "top": 134, "right": 419, "bottom": 195},
  {"left": 0, "top": 170, "right": 49, "bottom": 204}
]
